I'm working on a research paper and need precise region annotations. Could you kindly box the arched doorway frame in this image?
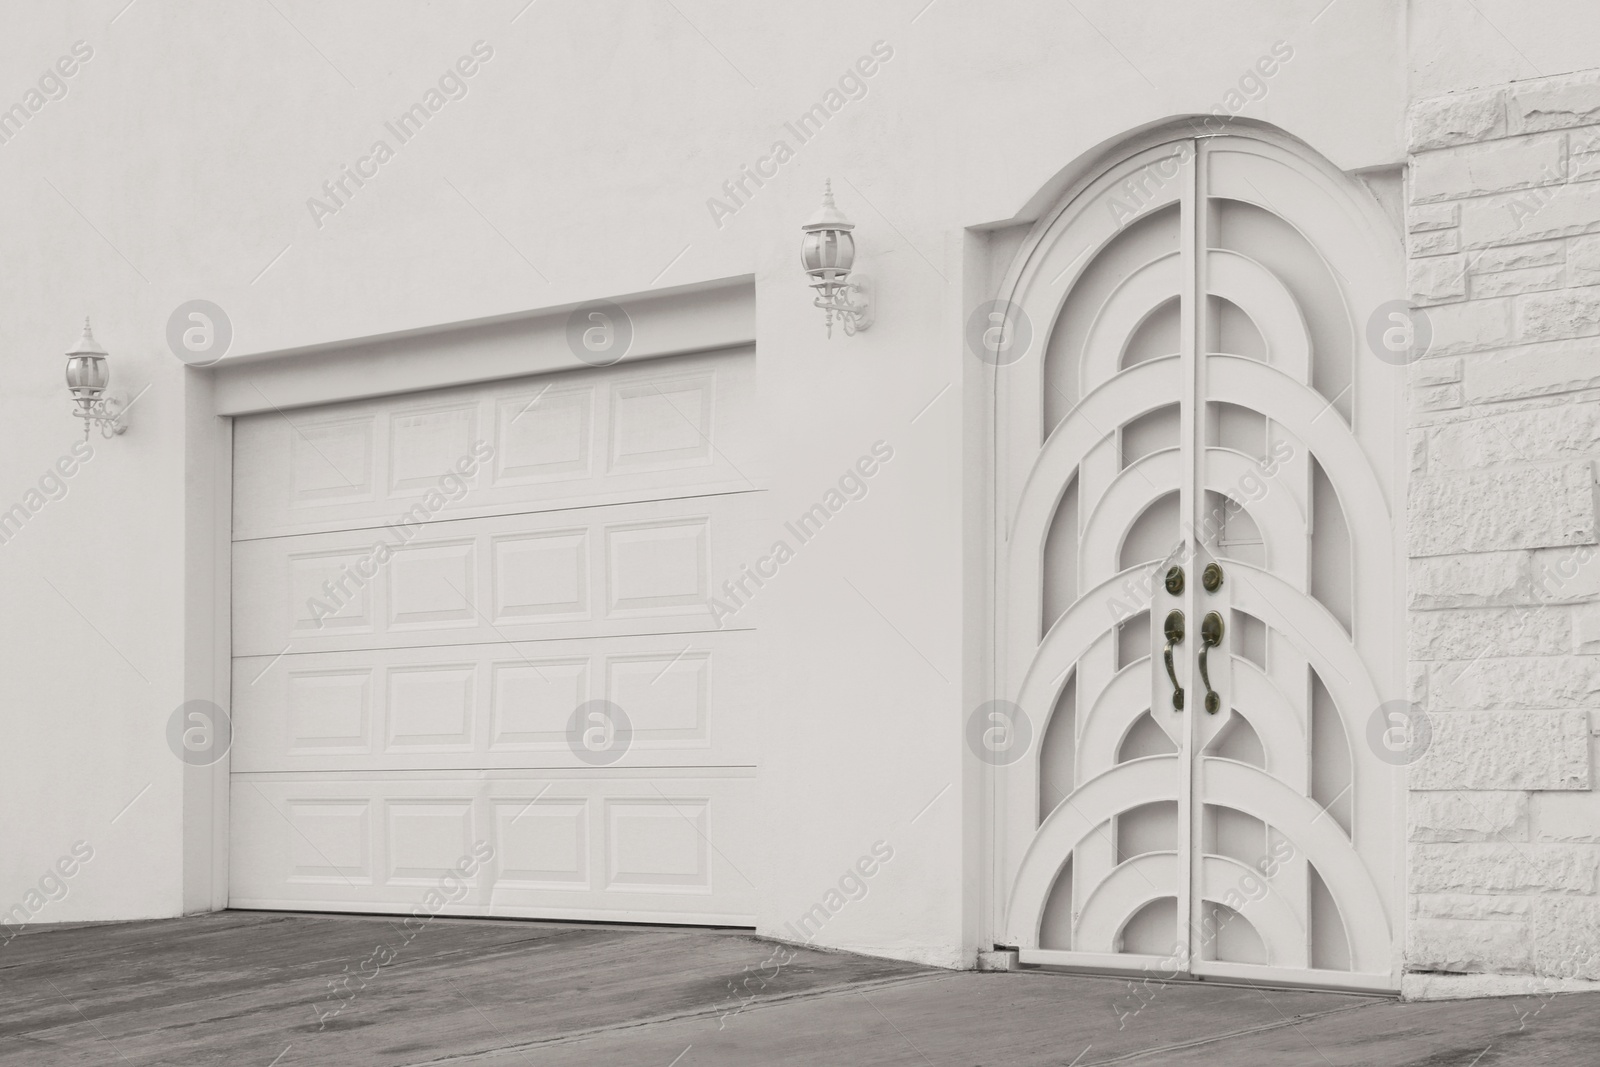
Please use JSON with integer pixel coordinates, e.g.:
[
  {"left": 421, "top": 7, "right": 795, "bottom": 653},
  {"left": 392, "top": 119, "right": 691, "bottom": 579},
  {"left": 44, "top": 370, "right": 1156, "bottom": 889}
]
[{"left": 982, "top": 119, "right": 1408, "bottom": 992}]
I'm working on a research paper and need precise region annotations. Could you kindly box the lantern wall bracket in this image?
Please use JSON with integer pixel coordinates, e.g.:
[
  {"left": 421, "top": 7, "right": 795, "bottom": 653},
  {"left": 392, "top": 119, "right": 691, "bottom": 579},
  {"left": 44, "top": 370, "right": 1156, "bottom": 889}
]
[
  {"left": 74, "top": 396, "right": 128, "bottom": 439},
  {"left": 814, "top": 275, "right": 874, "bottom": 338}
]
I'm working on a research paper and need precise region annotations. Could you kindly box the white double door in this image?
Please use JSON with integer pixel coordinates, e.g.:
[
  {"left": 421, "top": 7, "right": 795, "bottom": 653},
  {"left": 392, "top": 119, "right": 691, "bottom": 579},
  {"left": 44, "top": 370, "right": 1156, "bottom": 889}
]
[{"left": 995, "top": 135, "right": 1404, "bottom": 990}]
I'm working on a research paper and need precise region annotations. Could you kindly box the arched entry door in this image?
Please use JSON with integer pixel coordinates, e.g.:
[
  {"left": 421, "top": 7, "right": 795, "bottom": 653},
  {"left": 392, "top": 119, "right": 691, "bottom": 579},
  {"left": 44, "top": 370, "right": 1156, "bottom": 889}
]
[{"left": 992, "top": 132, "right": 1404, "bottom": 991}]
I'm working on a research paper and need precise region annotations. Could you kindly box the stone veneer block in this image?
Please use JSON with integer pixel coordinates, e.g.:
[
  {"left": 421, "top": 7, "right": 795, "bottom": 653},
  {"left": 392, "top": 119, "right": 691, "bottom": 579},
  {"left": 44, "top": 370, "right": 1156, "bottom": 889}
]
[
  {"left": 1408, "top": 202, "right": 1460, "bottom": 231},
  {"left": 1574, "top": 603, "right": 1600, "bottom": 653},
  {"left": 1409, "top": 255, "right": 1469, "bottom": 304},
  {"left": 1408, "top": 607, "right": 1570, "bottom": 660},
  {"left": 1409, "top": 918, "right": 1532, "bottom": 973},
  {"left": 1510, "top": 70, "right": 1600, "bottom": 134},
  {"left": 1427, "top": 402, "right": 1600, "bottom": 468},
  {"left": 1461, "top": 180, "right": 1600, "bottom": 247},
  {"left": 1533, "top": 897, "right": 1600, "bottom": 979},
  {"left": 1517, "top": 286, "right": 1600, "bottom": 343},
  {"left": 1470, "top": 264, "right": 1566, "bottom": 300},
  {"left": 1532, "top": 792, "right": 1600, "bottom": 843},
  {"left": 1410, "top": 357, "right": 1462, "bottom": 388},
  {"left": 1422, "top": 298, "right": 1514, "bottom": 355},
  {"left": 1571, "top": 152, "right": 1600, "bottom": 182},
  {"left": 1410, "top": 842, "right": 1599, "bottom": 894},
  {"left": 1410, "top": 790, "right": 1530, "bottom": 842},
  {"left": 1410, "top": 709, "right": 1592, "bottom": 788},
  {"left": 1569, "top": 233, "right": 1600, "bottom": 285},
  {"left": 1408, "top": 462, "right": 1597, "bottom": 555},
  {"left": 1471, "top": 239, "right": 1565, "bottom": 273},
  {"left": 1411, "top": 133, "right": 1566, "bottom": 204},
  {"left": 1410, "top": 228, "right": 1461, "bottom": 257},
  {"left": 1409, "top": 552, "right": 1531, "bottom": 609},
  {"left": 1466, "top": 338, "right": 1600, "bottom": 402},
  {"left": 1533, "top": 543, "right": 1600, "bottom": 603},
  {"left": 1410, "top": 88, "right": 1507, "bottom": 151},
  {"left": 1415, "top": 894, "right": 1533, "bottom": 920},
  {"left": 1413, "top": 384, "right": 1464, "bottom": 412}
]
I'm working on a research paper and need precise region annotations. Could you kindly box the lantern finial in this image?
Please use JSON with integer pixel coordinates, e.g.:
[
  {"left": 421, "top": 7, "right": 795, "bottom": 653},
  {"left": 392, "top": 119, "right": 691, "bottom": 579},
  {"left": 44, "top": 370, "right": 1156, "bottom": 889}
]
[
  {"left": 803, "top": 179, "right": 854, "bottom": 232},
  {"left": 67, "top": 317, "right": 108, "bottom": 358}
]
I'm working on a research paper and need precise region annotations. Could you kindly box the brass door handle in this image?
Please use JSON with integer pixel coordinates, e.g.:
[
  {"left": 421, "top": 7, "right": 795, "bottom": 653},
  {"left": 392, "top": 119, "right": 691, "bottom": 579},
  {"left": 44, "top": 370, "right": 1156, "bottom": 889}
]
[
  {"left": 1199, "top": 611, "right": 1224, "bottom": 714},
  {"left": 1163, "top": 610, "right": 1185, "bottom": 711}
]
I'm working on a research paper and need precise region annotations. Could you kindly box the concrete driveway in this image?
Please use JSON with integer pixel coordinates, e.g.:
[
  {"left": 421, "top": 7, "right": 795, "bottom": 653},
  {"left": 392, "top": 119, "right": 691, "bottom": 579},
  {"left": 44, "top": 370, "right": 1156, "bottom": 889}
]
[{"left": 2, "top": 912, "right": 1596, "bottom": 1065}]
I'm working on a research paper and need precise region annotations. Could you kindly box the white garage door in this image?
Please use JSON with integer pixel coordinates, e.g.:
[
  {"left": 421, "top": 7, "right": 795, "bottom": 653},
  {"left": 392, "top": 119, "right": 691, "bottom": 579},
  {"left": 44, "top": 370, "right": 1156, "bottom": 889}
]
[{"left": 228, "top": 348, "right": 763, "bottom": 925}]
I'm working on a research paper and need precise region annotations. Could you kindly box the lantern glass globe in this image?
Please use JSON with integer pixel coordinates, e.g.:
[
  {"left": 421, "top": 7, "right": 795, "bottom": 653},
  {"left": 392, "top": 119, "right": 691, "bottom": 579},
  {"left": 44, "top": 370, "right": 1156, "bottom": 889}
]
[
  {"left": 802, "top": 228, "right": 854, "bottom": 292},
  {"left": 65, "top": 354, "right": 108, "bottom": 395}
]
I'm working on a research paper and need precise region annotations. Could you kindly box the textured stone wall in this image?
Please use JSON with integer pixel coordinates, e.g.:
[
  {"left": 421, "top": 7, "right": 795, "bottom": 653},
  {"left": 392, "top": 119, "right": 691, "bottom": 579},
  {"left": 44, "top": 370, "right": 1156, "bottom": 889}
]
[{"left": 1406, "top": 70, "right": 1600, "bottom": 985}]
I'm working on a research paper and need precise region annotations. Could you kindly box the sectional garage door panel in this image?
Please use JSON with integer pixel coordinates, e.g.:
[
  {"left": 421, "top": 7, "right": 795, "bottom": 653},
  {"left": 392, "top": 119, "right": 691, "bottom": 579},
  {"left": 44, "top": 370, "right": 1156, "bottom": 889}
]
[
  {"left": 232, "top": 348, "right": 759, "bottom": 542},
  {"left": 229, "top": 351, "right": 762, "bottom": 925},
  {"left": 232, "top": 630, "right": 758, "bottom": 773},
  {"left": 230, "top": 771, "right": 759, "bottom": 923},
  {"left": 231, "top": 494, "right": 759, "bottom": 658}
]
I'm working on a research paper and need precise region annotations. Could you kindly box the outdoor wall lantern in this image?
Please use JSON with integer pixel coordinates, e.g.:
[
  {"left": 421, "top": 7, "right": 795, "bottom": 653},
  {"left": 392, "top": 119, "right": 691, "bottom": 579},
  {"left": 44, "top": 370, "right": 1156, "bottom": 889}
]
[
  {"left": 64, "top": 318, "right": 127, "bottom": 439},
  {"left": 801, "top": 180, "right": 873, "bottom": 337}
]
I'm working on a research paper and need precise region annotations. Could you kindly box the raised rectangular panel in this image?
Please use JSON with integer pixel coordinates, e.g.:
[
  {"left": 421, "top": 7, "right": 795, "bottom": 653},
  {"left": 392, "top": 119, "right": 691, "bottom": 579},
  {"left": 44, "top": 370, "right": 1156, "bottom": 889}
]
[
  {"left": 233, "top": 351, "right": 759, "bottom": 542},
  {"left": 234, "top": 630, "right": 753, "bottom": 771},
  {"left": 286, "top": 669, "right": 373, "bottom": 754},
  {"left": 490, "top": 658, "right": 588, "bottom": 748},
  {"left": 386, "top": 665, "right": 475, "bottom": 750},
  {"left": 606, "top": 520, "right": 708, "bottom": 615},
  {"left": 495, "top": 389, "right": 592, "bottom": 482},
  {"left": 239, "top": 502, "right": 751, "bottom": 655},
  {"left": 387, "top": 800, "right": 475, "bottom": 883},
  {"left": 607, "top": 651, "right": 709, "bottom": 743},
  {"left": 232, "top": 774, "right": 756, "bottom": 919},
  {"left": 390, "top": 403, "right": 479, "bottom": 491},
  {"left": 610, "top": 376, "right": 714, "bottom": 471},
  {"left": 388, "top": 540, "right": 476, "bottom": 630},
  {"left": 492, "top": 798, "right": 589, "bottom": 887},
  {"left": 493, "top": 531, "right": 588, "bottom": 620},
  {"left": 288, "top": 550, "right": 375, "bottom": 633},
  {"left": 287, "top": 800, "right": 371, "bottom": 883},
  {"left": 291, "top": 416, "right": 374, "bottom": 505},
  {"left": 606, "top": 798, "right": 711, "bottom": 891}
]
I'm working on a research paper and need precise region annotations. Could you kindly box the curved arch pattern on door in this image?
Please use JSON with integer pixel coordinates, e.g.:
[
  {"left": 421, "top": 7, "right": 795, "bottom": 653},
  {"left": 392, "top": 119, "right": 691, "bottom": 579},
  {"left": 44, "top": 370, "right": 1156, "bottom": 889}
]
[{"left": 993, "top": 134, "right": 1403, "bottom": 991}]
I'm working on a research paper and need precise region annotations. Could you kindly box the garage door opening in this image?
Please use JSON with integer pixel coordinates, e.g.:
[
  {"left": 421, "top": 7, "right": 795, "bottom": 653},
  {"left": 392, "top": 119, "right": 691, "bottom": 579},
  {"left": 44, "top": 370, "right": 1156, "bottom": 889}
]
[{"left": 228, "top": 347, "right": 762, "bottom": 926}]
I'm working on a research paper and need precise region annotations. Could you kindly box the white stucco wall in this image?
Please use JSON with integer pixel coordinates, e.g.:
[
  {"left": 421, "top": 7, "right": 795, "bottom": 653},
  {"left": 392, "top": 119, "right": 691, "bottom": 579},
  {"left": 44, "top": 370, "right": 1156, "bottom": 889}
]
[{"left": 8, "top": 0, "right": 1580, "bottom": 973}]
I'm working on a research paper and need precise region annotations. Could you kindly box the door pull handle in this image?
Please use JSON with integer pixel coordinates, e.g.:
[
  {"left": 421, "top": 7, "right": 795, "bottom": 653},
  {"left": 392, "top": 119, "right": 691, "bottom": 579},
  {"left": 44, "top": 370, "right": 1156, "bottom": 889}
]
[
  {"left": 1199, "top": 611, "right": 1224, "bottom": 714},
  {"left": 1162, "top": 610, "right": 1185, "bottom": 711}
]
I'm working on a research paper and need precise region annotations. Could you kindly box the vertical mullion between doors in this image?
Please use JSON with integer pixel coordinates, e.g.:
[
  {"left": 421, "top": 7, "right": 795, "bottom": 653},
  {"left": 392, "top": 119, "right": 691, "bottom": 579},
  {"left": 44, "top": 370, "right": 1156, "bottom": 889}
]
[{"left": 1177, "top": 139, "right": 1205, "bottom": 972}]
